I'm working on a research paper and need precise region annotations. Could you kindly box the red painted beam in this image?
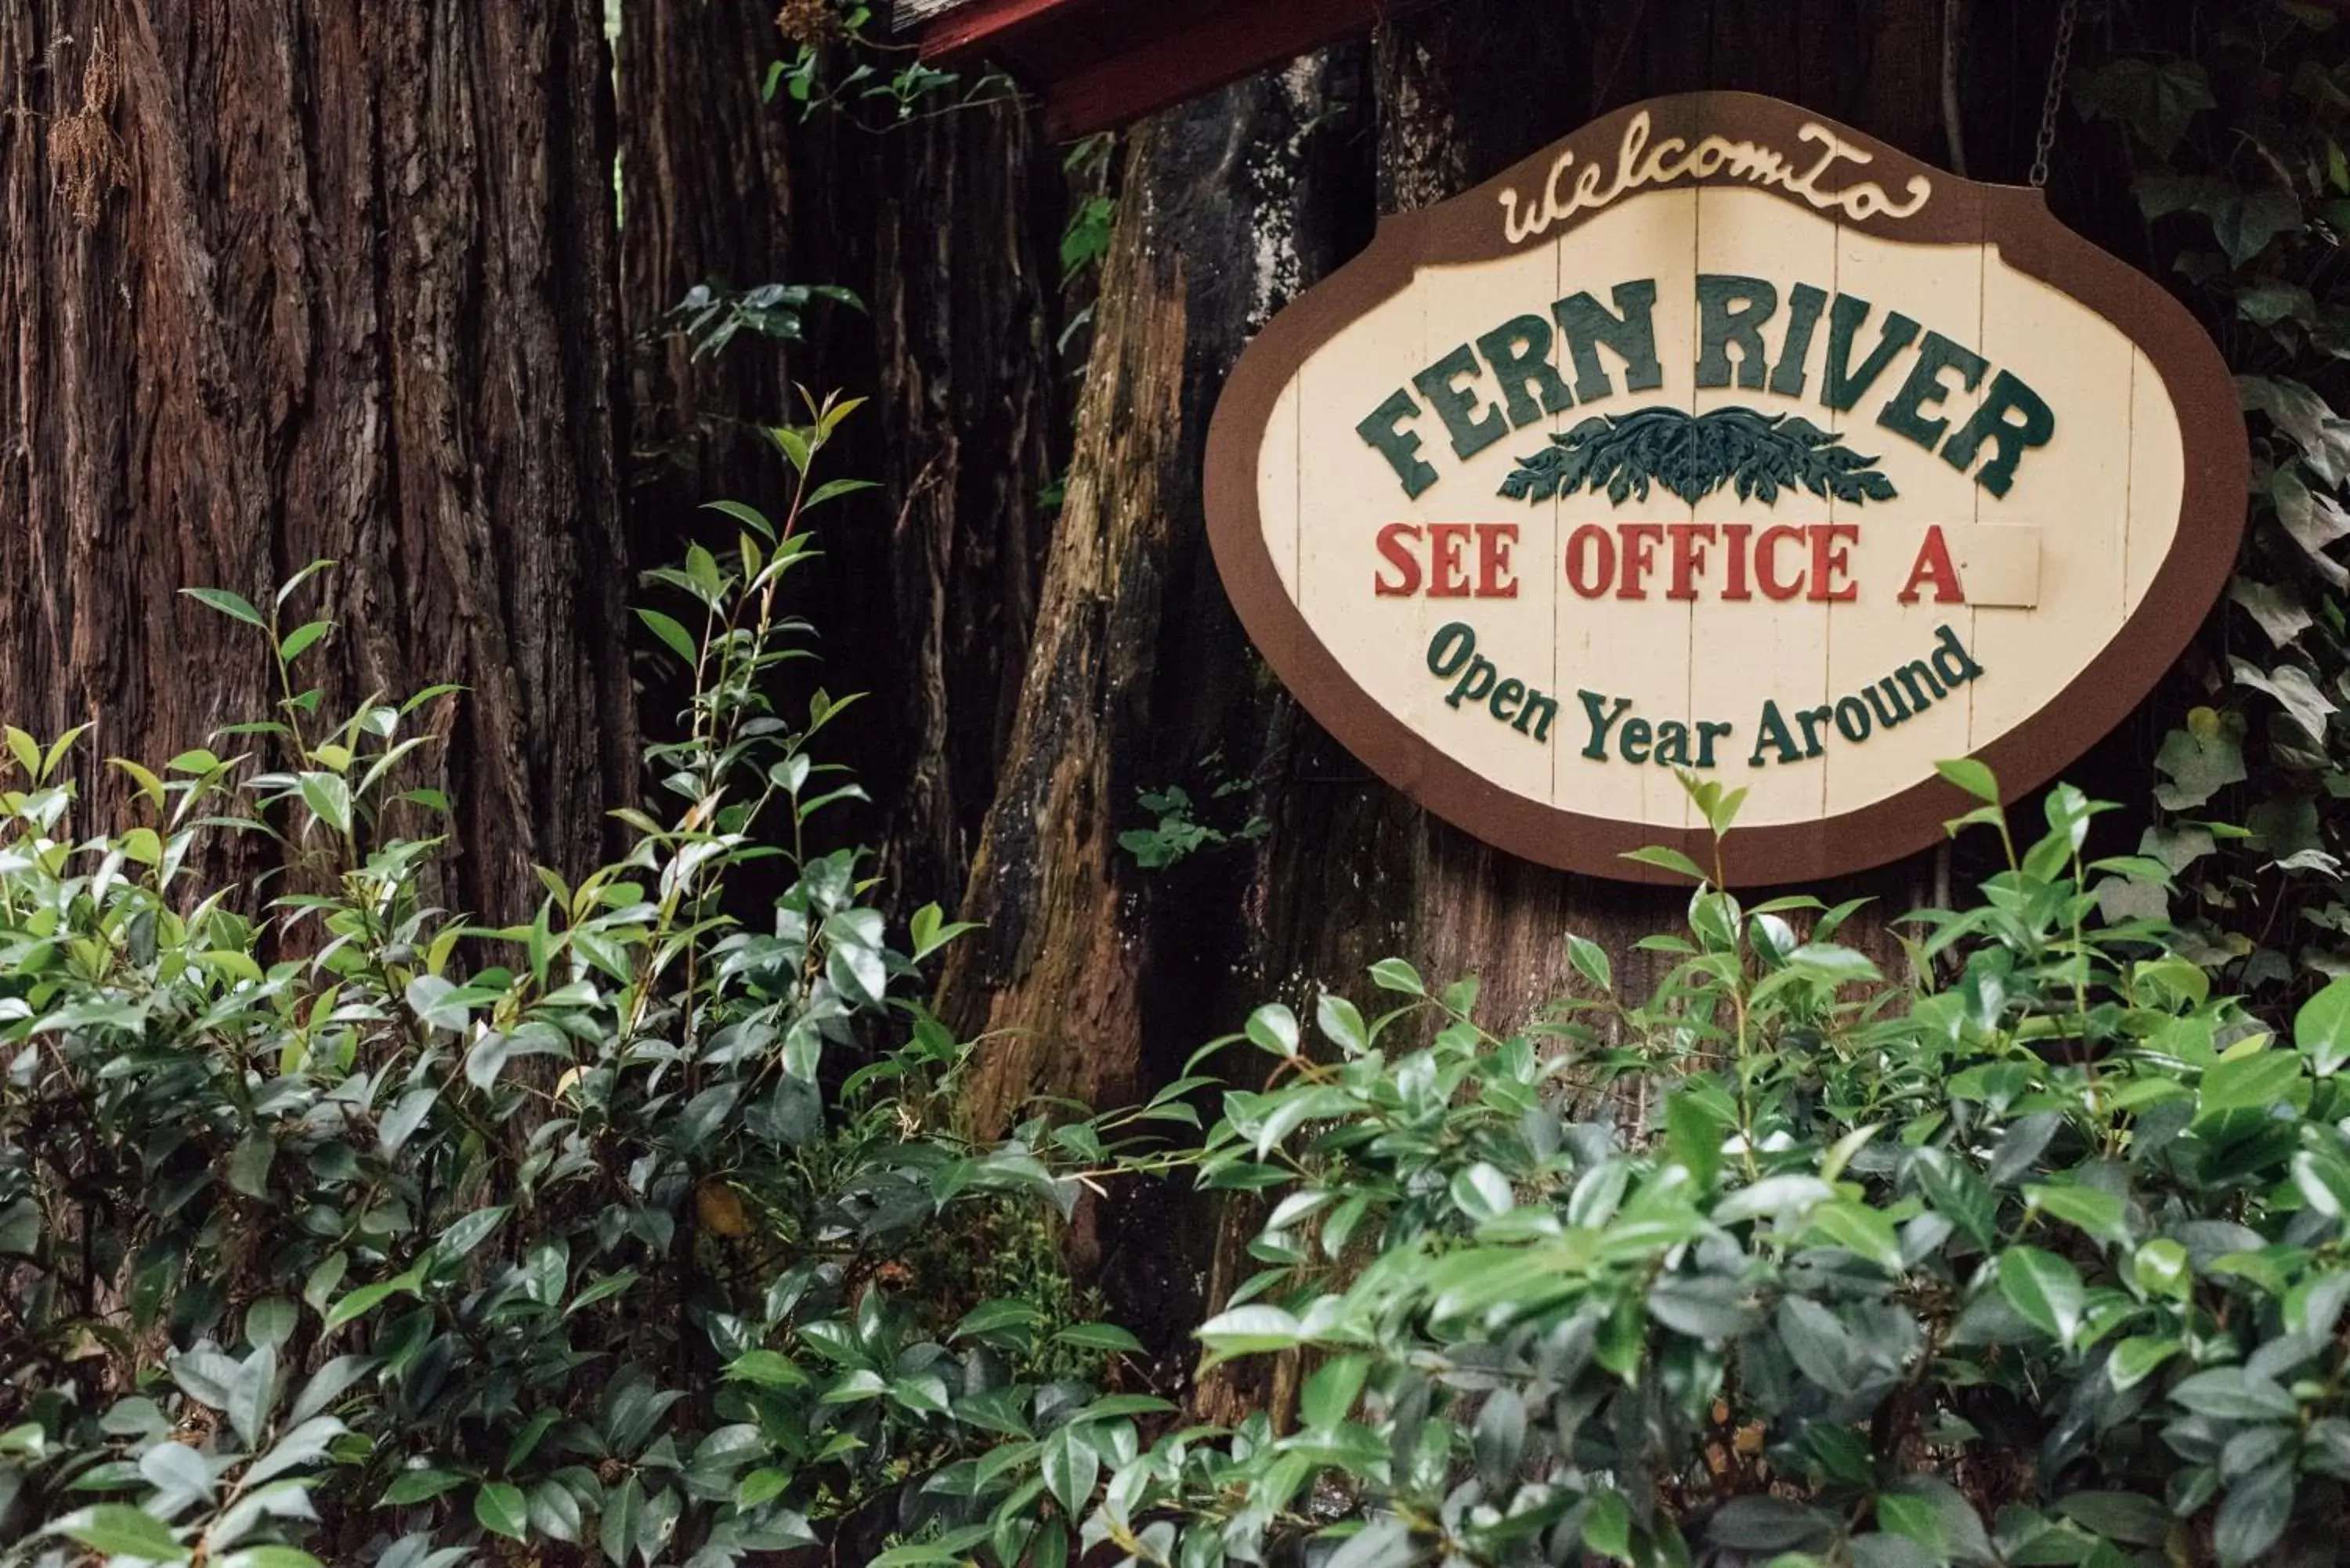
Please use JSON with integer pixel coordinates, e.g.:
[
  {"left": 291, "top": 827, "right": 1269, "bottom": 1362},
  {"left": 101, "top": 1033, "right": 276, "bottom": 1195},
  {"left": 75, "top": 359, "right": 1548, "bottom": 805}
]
[
  {"left": 916, "top": 0, "right": 1442, "bottom": 138},
  {"left": 917, "top": 0, "right": 1110, "bottom": 57}
]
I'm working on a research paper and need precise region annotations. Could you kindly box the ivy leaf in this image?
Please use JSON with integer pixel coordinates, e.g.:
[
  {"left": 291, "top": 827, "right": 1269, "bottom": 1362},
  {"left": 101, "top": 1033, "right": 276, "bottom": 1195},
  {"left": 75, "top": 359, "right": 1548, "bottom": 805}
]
[
  {"left": 2247, "top": 797, "right": 2323, "bottom": 862},
  {"left": 2243, "top": 378, "right": 2350, "bottom": 473},
  {"left": 2074, "top": 57, "right": 2214, "bottom": 158},
  {"left": 2213, "top": 188, "right": 2303, "bottom": 268},
  {"left": 2276, "top": 479, "right": 2350, "bottom": 585},
  {"left": 2229, "top": 657, "right": 2336, "bottom": 742},
  {"left": 2135, "top": 170, "right": 2232, "bottom": 221},
  {"left": 2153, "top": 713, "right": 2247, "bottom": 809},
  {"left": 2229, "top": 578, "right": 2313, "bottom": 649},
  {"left": 2239, "top": 280, "right": 2316, "bottom": 327}
]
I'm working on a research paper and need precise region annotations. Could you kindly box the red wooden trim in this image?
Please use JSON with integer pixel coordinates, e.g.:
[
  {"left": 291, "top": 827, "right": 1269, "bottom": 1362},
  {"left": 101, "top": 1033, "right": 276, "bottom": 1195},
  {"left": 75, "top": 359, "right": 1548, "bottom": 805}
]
[
  {"left": 918, "top": 0, "right": 1097, "bottom": 56},
  {"left": 915, "top": 0, "right": 1444, "bottom": 136},
  {"left": 1039, "top": 0, "right": 1442, "bottom": 137}
]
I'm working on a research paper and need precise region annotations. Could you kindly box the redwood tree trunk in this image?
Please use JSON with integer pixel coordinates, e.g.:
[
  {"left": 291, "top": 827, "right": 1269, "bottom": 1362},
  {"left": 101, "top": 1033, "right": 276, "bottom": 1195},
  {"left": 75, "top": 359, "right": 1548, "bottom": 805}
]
[{"left": 0, "top": 0, "right": 635, "bottom": 920}]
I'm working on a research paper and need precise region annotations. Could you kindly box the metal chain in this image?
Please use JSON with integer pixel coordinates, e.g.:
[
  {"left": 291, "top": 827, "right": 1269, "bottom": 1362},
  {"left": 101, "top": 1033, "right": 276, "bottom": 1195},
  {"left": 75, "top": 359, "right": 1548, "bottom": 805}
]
[{"left": 2029, "top": 0, "right": 2082, "bottom": 190}]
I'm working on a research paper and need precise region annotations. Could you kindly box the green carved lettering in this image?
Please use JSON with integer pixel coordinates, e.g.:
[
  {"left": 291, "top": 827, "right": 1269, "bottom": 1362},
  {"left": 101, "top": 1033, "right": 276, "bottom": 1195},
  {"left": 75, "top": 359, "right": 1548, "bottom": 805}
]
[
  {"left": 1553, "top": 280, "right": 1664, "bottom": 403},
  {"left": 1358, "top": 388, "right": 1439, "bottom": 498},
  {"left": 1747, "top": 701, "right": 1802, "bottom": 766},
  {"left": 1695, "top": 273, "right": 1779, "bottom": 391},
  {"left": 1820, "top": 293, "right": 1920, "bottom": 413},
  {"left": 1878, "top": 330, "right": 1988, "bottom": 452},
  {"left": 1475, "top": 315, "right": 1576, "bottom": 428},
  {"left": 1940, "top": 370, "right": 2054, "bottom": 497},
  {"left": 1768, "top": 282, "right": 1828, "bottom": 399}
]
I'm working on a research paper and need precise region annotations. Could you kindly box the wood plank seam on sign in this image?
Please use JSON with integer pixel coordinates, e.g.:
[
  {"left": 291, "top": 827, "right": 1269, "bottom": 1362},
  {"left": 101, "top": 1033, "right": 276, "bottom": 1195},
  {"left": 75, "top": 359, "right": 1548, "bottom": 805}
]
[
  {"left": 1549, "top": 215, "right": 1565, "bottom": 822},
  {"left": 1683, "top": 182, "right": 1840, "bottom": 841},
  {"left": 1297, "top": 383, "right": 1309, "bottom": 600},
  {"left": 2123, "top": 351, "right": 2141, "bottom": 609},
  {"left": 1820, "top": 173, "right": 1986, "bottom": 823},
  {"left": 1668, "top": 174, "right": 1703, "bottom": 842},
  {"left": 1965, "top": 243, "right": 2135, "bottom": 764},
  {"left": 1957, "top": 182, "right": 1994, "bottom": 815},
  {"left": 1965, "top": 204, "right": 1990, "bottom": 774},
  {"left": 1820, "top": 197, "right": 1846, "bottom": 834}
]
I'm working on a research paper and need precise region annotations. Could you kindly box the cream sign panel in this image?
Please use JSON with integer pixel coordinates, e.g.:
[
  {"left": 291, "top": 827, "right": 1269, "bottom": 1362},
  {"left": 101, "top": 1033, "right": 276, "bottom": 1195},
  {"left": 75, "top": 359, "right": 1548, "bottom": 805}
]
[{"left": 1205, "top": 92, "right": 2246, "bottom": 883}]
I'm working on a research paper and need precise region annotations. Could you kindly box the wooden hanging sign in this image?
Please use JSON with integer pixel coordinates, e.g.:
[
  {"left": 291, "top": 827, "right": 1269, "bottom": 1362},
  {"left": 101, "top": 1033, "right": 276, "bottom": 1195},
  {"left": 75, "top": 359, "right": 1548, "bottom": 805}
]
[{"left": 1205, "top": 91, "right": 2246, "bottom": 884}]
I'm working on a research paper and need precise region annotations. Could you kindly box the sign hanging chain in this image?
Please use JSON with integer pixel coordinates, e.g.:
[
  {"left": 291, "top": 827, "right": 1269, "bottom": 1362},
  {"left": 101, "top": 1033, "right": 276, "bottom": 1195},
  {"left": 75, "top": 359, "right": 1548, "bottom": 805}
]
[{"left": 2030, "top": 0, "right": 2081, "bottom": 190}]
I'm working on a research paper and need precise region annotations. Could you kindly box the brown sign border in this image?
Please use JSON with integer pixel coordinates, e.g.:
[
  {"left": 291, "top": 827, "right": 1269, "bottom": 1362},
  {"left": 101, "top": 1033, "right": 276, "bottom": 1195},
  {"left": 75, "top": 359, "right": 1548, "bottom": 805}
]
[{"left": 1203, "top": 90, "right": 2248, "bottom": 887}]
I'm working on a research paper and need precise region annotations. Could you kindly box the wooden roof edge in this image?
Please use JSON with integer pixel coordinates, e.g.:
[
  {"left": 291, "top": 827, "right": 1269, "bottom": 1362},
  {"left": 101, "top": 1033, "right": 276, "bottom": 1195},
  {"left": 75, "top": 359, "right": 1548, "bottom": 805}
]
[
  {"left": 895, "top": 0, "right": 1446, "bottom": 137},
  {"left": 895, "top": 0, "right": 1075, "bottom": 58}
]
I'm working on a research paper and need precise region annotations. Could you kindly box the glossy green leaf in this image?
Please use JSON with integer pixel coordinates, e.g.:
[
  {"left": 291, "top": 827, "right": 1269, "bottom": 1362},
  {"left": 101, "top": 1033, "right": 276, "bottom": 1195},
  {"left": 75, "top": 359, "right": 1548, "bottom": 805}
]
[{"left": 1999, "top": 1246, "right": 2086, "bottom": 1346}]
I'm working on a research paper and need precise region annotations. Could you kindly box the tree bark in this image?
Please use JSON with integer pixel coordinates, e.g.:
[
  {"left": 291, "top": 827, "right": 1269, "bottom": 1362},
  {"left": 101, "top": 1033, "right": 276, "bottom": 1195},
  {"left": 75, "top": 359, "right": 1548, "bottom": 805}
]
[
  {"left": 0, "top": 0, "right": 635, "bottom": 921},
  {"left": 935, "top": 56, "right": 1376, "bottom": 1136}
]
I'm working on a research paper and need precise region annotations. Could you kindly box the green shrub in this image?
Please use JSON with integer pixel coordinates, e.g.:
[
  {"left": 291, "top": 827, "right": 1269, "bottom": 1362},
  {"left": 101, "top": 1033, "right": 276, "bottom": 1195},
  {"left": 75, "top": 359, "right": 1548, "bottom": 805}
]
[
  {"left": 0, "top": 399, "right": 1171, "bottom": 1568},
  {"left": 1081, "top": 772, "right": 2350, "bottom": 1568},
  {"left": 5, "top": 414, "right": 2347, "bottom": 1568}
]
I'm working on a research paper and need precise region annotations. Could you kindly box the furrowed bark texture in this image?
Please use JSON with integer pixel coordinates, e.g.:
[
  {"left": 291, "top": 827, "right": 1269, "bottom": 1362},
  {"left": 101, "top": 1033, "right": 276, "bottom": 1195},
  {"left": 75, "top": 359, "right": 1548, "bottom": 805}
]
[
  {"left": 0, "top": 0, "right": 634, "bottom": 921},
  {"left": 616, "top": 5, "right": 1060, "bottom": 909},
  {"left": 937, "top": 59, "right": 1371, "bottom": 1137}
]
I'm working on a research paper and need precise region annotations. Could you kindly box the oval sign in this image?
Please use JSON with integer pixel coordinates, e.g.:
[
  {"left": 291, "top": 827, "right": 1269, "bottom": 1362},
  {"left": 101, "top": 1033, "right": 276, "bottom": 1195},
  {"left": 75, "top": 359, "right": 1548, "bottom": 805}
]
[{"left": 1206, "top": 91, "right": 2246, "bottom": 883}]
